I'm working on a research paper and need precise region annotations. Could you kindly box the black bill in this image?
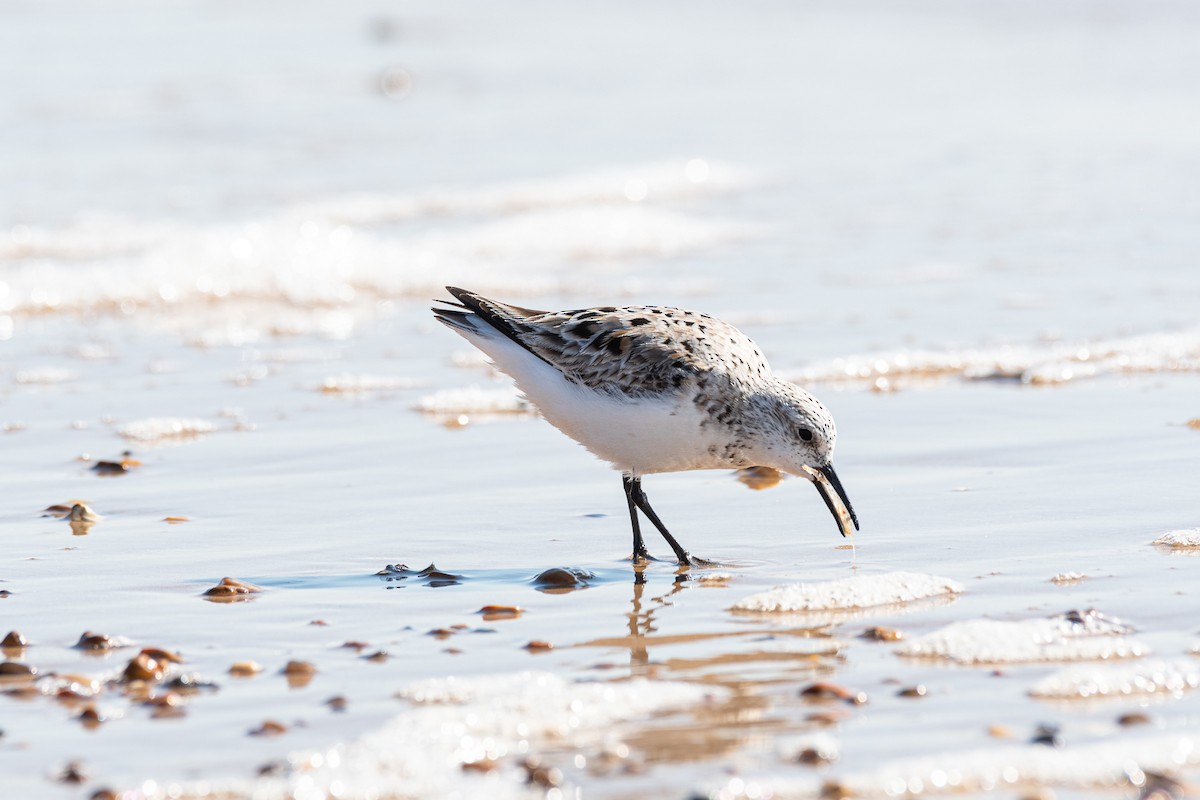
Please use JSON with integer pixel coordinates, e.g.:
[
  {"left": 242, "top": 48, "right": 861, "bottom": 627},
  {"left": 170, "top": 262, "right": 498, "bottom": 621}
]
[{"left": 814, "top": 463, "right": 860, "bottom": 538}]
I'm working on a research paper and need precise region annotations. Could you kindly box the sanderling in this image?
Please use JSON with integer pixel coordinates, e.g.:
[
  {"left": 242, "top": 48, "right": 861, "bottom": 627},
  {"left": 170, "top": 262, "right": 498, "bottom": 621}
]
[{"left": 433, "top": 287, "right": 858, "bottom": 565}]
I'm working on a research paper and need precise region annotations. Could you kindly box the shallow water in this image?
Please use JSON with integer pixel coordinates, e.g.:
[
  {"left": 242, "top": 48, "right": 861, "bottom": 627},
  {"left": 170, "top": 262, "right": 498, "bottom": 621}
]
[{"left": 4, "top": 1, "right": 1200, "bottom": 798}]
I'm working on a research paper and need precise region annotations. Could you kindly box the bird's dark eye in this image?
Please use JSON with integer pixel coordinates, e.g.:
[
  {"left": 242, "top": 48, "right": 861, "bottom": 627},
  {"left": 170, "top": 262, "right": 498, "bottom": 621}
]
[{"left": 797, "top": 427, "right": 813, "bottom": 442}]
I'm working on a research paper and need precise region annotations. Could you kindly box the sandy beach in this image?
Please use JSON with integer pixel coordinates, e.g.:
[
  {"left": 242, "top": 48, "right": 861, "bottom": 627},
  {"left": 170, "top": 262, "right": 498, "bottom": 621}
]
[{"left": 3, "top": 2, "right": 1200, "bottom": 798}]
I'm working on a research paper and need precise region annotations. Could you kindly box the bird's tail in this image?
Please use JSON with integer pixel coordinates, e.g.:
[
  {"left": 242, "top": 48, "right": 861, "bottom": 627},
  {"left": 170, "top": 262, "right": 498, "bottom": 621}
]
[{"left": 432, "top": 286, "right": 548, "bottom": 350}]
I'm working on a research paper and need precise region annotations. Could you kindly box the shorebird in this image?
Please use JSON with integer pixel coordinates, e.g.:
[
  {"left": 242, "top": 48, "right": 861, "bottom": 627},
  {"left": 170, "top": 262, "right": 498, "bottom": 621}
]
[{"left": 433, "top": 287, "right": 858, "bottom": 565}]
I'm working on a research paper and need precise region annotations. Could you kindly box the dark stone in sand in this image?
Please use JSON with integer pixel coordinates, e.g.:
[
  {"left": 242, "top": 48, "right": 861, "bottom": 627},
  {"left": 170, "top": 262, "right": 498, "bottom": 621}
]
[
  {"left": 57, "top": 760, "right": 88, "bottom": 784},
  {"left": 75, "top": 631, "right": 122, "bottom": 651},
  {"left": 531, "top": 567, "right": 594, "bottom": 590},
  {"left": 91, "top": 460, "right": 131, "bottom": 475},
  {"left": 1118, "top": 711, "right": 1152, "bottom": 727},
  {"left": 1031, "top": 723, "right": 1062, "bottom": 747}
]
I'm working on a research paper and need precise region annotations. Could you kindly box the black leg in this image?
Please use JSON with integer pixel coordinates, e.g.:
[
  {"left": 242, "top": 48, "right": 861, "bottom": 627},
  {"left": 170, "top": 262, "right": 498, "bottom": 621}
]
[
  {"left": 623, "top": 476, "right": 652, "bottom": 562},
  {"left": 627, "top": 477, "right": 692, "bottom": 566}
]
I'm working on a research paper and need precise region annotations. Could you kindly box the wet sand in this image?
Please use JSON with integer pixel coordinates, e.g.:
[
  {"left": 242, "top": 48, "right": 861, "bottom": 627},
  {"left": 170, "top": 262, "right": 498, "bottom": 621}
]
[
  {"left": 3, "top": 305, "right": 1198, "bottom": 798},
  {"left": 4, "top": 1, "right": 1200, "bottom": 797}
]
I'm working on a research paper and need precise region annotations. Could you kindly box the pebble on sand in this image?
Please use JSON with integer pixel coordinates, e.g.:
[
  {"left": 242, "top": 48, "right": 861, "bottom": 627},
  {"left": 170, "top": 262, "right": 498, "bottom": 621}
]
[
  {"left": 531, "top": 567, "right": 594, "bottom": 592},
  {"left": 122, "top": 653, "right": 169, "bottom": 683},
  {"left": 202, "top": 577, "right": 264, "bottom": 601},
  {"left": 0, "top": 662, "right": 37, "bottom": 681},
  {"left": 75, "top": 631, "right": 131, "bottom": 652},
  {"left": 478, "top": 605, "right": 523, "bottom": 620},
  {"left": 91, "top": 455, "right": 142, "bottom": 475},
  {"left": 860, "top": 626, "right": 904, "bottom": 642},
  {"left": 77, "top": 705, "right": 105, "bottom": 728},
  {"left": 249, "top": 720, "right": 288, "bottom": 737},
  {"left": 229, "top": 661, "right": 263, "bottom": 677},
  {"left": 140, "top": 647, "right": 183, "bottom": 664},
  {"left": 1, "top": 630, "right": 27, "bottom": 648},
  {"left": 283, "top": 660, "right": 317, "bottom": 688}
]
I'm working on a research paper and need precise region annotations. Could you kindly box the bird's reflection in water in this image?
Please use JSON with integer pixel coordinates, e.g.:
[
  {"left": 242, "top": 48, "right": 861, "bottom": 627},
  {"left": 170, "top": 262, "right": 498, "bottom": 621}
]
[
  {"left": 580, "top": 566, "right": 846, "bottom": 766},
  {"left": 626, "top": 564, "right": 691, "bottom": 676}
]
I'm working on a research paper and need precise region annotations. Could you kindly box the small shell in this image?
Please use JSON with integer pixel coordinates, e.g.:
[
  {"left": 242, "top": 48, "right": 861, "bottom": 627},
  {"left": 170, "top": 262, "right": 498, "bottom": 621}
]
[
  {"left": 478, "top": 605, "right": 523, "bottom": 620},
  {"left": 249, "top": 720, "right": 288, "bottom": 736},
  {"left": 229, "top": 661, "right": 263, "bottom": 677},
  {"left": 202, "top": 577, "right": 264, "bottom": 601},
  {"left": 860, "top": 626, "right": 903, "bottom": 642},
  {"left": 282, "top": 660, "right": 317, "bottom": 687}
]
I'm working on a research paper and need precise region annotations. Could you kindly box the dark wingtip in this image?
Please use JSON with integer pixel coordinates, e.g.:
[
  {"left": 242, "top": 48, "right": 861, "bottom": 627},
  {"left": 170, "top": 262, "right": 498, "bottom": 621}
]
[
  {"left": 445, "top": 286, "right": 474, "bottom": 304},
  {"left": 432, "top": 308, "right": 475, "bottom": 332}
]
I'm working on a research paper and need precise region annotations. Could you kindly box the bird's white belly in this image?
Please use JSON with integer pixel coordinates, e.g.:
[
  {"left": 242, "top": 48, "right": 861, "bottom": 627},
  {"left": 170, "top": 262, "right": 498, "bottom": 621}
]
[
  {"left": 473, "top": 331, "right": 734, "bottom": 474},
  {"left": 538, "top": 380, "right": 728, "bottom": 474}
]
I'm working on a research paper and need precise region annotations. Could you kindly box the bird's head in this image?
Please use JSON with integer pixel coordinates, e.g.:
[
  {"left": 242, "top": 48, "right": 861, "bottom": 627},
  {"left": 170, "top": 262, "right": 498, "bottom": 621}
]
[{"left": 750, "top": 382, "right": 860, "bottom": 538}]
